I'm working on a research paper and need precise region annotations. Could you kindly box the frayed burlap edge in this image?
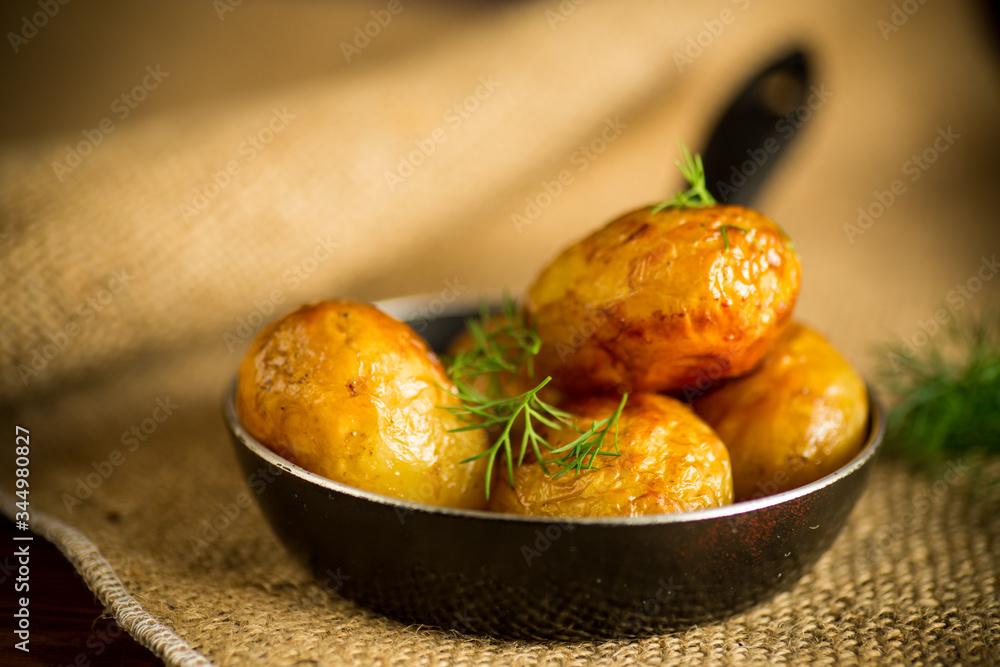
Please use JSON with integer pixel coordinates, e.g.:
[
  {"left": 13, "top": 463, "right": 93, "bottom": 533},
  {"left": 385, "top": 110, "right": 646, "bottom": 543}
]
[{"left": 0, "top": 490, "right": 213, "bottom": 667}]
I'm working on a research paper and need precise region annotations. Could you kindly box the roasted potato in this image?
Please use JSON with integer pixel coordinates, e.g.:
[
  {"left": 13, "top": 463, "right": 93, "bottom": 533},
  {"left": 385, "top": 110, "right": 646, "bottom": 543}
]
[
  {"left": 525, "top": 205, "right": 800, "bottom": 394},
  {"left": 694, "top": 322, "right": 868, "bottom": 501},
  {"left": 489, "top": 392, "right": 733, "bottom": 517},
  {"left": 236, "top": 300, "right": 489, "bottom": 509}
]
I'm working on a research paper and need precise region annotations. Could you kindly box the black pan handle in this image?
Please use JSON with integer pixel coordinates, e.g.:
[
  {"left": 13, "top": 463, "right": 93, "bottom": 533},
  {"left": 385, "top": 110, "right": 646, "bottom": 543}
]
[{"left": 701, "top": 50, "right": 812, "bottom": 206}]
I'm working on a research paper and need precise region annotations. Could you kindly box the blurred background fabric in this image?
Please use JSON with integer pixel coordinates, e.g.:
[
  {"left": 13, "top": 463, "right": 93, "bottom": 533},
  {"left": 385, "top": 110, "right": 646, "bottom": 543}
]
[{"left": 1, "top": 0, "right": 999, "bottom": 665}]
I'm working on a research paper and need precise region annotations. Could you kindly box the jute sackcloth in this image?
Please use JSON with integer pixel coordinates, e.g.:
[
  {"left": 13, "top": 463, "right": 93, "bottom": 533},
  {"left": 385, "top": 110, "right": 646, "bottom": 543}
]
[{"left": 1, "top": 0, "right": 999, "bottom": 664}]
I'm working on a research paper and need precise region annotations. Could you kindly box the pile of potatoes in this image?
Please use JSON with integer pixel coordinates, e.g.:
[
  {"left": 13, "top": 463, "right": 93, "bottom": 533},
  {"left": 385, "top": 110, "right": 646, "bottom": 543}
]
[{"left": 236, "top": 203, "right": 869, "bottom": 517}]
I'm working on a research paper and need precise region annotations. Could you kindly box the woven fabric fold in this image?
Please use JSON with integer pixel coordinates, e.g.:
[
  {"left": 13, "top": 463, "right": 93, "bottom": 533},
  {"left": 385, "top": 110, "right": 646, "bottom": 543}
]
[{"left": 2, "top": 0, "right": 999, "bottom": 664}]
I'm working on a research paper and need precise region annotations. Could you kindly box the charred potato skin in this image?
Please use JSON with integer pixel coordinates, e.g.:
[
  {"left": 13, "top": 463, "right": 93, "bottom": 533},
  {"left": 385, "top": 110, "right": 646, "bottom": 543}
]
[
  {"left": 525, "top": 205, "right": 801, "bottom": 394},
  {"left": 236, "top": 301, "right": 489, "bottom": 510},
  {"left": 694, "top": 322, "right": 869, "bottom": 501},
  {"left": 489, "top": 393, "right": 734, "bottom": 517}
]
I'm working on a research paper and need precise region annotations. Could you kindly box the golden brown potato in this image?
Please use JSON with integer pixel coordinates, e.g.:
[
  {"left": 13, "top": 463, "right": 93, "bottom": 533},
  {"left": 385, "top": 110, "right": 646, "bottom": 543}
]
[
  {"left": 525, "top": 205, "right": 801, "bottom": 394},
  {"left": 489, "top": 393, "right": 733, "bottom": 517},
  {"left": 694, "top": 322, "right": 869, "bottom": 501},
  {"left": 236, "top": 300, "right": 489, "bottom": 510}
]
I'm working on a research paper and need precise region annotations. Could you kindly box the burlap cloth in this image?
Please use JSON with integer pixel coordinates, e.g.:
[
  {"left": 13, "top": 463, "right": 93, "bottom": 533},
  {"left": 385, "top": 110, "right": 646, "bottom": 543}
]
[{"left": 2, "top": 0, "right": 999, "bottom": 664}]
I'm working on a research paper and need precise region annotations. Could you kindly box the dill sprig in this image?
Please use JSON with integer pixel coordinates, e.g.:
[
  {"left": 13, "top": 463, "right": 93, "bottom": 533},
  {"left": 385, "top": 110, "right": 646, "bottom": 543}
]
[
  {"left": 651, "top": 142, "right": 717, "bottom": 214},
  {"left": 547, "top": 394, "right": 627, "bottom": 479},
  {"left": 877, "top": 309, "right": 1000, "bottom": 491},
  {"left": 720, "top": 224, "right": 750, "bottom": 251},
  {"left": 442, "top": 296, "right": 626, "bottom": 498},
  {"left": 445, "top": 297, "right": 541, "bottom": 396},
  {"left": 649, "top": 142, "right": 798, "bottom": 257}
]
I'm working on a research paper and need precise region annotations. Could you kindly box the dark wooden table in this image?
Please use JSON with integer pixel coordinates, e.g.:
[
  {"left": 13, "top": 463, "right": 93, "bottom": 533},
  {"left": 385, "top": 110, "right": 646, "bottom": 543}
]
[{"left": 1, "top": 516, "right": 162, "bottom": 666}]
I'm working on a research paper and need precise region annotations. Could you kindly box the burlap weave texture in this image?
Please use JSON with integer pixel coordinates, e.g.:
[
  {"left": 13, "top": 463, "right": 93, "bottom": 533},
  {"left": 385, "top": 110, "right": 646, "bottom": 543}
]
[{"left": 1, "top": 0, "right": 999, "bottom": 664}]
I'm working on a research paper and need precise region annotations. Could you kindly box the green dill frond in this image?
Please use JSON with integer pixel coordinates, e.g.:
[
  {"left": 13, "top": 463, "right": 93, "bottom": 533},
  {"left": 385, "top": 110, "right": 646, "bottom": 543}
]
[
  {"left": 651, "top": 141, "right": 717, "bottom": 214},
  {"left": 720, "top": 224, "right": 749, "bottom": 251},
  {"left": 877, "top": 309, "right": 1000, "bottom": 494},
  {"left": 548, "top": 393, "right": 627, "bottom": 479},
  {"left": 442, "top": 295, "right": 627, "bottom": 498}
]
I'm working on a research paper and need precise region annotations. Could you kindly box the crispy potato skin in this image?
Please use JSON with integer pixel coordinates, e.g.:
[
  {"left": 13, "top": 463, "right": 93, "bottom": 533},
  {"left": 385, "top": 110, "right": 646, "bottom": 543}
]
[
  {"left": 489, "top": 393, "right": 733, "bottom": 517},
  {"left": 236, "top": 301, "right": 489, "bottom": 510},
  {"left": 526, "top": 205, "right": 800, "bottom": 394},
  {"left": 694, "top": 322, "right": 868, "bottom": 501}
]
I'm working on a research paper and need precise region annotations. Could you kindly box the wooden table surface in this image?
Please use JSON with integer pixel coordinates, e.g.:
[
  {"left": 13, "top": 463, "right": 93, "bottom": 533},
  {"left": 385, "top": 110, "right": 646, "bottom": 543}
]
[{"left": 1, "top": 516, "right": 162, "bottom": 666}]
